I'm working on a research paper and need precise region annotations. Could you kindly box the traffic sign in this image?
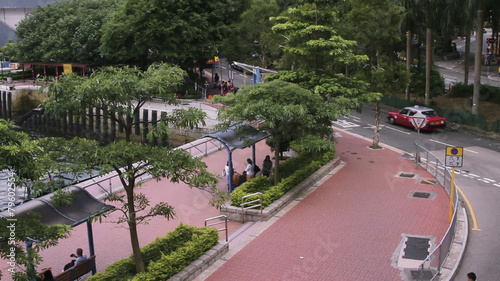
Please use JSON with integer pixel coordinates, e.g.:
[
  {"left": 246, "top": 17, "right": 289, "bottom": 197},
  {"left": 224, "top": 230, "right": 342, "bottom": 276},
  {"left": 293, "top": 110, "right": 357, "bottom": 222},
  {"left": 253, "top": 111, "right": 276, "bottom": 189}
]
[
  {"left": 487, "top": 38, "right": 497, "bottom": 44},
  {"left": 445, "top": 146, "right": 463, "bottom": 167},
  {"left": 410, "top": 116, "right": 427, "bottom": 129}
]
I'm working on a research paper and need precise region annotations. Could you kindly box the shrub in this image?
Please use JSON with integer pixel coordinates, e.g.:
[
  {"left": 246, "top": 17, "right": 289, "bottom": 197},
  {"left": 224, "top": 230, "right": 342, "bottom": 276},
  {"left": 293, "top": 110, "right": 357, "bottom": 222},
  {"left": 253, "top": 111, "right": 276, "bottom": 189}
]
[
  {"left": 449, "top": 82, "right": 472, "bottom": 97},
  {"left": 230, "top": 150, "right": 335, "bottom": 207},
  {"left": 133, "top": 230, "right": 218, "bottom": 281},
  {"left": 88, "top": 224, "right": 218, "bottom": 281}
]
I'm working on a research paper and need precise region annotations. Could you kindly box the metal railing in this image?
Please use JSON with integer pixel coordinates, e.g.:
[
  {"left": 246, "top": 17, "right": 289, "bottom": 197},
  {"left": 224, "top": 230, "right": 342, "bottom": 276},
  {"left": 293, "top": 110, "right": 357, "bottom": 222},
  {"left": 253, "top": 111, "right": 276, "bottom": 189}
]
[
  {"left": 240, "top": 192, "right": 263, "bottom": 223},
  {"left": 205, "top": 215, "right": 228, "bottom": 242},
  {"left": 414, "top": 143, "right": 460, "bottom": 280}
]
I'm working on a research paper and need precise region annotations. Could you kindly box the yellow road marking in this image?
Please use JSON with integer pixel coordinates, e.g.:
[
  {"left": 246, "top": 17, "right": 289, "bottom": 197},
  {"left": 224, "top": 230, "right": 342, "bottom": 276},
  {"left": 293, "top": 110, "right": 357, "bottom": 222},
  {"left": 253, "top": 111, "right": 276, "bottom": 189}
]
[{"left": 456, "top": 185, "right": 481, "bottom": 231}]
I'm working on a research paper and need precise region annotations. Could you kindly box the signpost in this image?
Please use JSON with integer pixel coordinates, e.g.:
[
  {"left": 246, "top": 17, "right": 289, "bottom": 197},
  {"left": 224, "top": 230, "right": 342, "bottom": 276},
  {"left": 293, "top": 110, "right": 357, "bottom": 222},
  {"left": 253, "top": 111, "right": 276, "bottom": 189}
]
[
  {"left": 445, "top": 146, "right": 464, "bottom": 222},
  {"left": 411, "top": 114, "right": 427, "bottom": 167}
]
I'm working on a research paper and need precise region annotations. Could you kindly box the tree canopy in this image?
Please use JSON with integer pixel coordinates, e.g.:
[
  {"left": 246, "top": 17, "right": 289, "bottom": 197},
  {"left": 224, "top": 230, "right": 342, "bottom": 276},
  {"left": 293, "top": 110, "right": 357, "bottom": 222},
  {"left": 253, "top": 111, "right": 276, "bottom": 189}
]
[
  {"left": 12, "top": 0, "right": 118, "bottom": 64},
  {"left": 100, "top": 0, "right": 248, "bottom": 68},
  {"left": 42, "top": 63, "right": 220, "bottom": 273},
  {"left": 214, "top": 80, "right": 338, "bottom": 183}
]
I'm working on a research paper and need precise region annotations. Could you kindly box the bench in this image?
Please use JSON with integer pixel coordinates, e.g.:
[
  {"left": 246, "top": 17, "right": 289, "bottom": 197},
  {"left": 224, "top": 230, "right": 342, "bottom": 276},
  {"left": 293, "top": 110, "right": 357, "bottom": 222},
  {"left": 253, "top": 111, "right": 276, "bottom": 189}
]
[{"left": 54, "top": 255, "right": 96, "bottom": 281}]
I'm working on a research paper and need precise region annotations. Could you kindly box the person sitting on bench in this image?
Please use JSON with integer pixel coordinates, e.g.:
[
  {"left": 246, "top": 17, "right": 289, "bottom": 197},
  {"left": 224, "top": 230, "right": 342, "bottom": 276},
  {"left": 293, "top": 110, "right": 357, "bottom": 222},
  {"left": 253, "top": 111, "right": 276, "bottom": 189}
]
[{"left": 63, "top": 248, "right": 87, "bottom": 271}]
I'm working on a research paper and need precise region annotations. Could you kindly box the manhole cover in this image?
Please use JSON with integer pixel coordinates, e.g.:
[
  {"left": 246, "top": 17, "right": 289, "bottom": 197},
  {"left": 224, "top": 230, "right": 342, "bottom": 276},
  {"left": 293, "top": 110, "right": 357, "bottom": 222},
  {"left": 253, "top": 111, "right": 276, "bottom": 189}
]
[
  {"left": 399, "top": 172, "right": 416, "bottom": 178},
  {"left": 413, "top": 192, "right": 431, "bottom": 199},
  {"left": 403, "top": 237, "right": 430, "bottom": 260}
]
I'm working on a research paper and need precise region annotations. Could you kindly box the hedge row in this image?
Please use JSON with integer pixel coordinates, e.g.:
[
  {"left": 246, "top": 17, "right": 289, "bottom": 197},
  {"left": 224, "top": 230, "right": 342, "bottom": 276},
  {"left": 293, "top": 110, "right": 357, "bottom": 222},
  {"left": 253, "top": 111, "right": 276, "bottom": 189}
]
[
  {"left": 230, "top": 150, "right": 336, "bottom": 207},
  {"left": 88, "top": 224, "right": 219, "bottom": 281},
  {"left": 449, "top": 82, "right": 500, "bottom": 104}
]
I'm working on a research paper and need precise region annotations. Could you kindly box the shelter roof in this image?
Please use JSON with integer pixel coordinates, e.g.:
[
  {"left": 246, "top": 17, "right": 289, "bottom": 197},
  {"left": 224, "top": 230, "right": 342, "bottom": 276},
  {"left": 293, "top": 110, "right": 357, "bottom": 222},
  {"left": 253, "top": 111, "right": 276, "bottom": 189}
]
[
  {"left": 203, "top": 123, "right": 269, "bottom": 150},
  {"left": 0, "top": 186, "right": 114, "bottom": 227}
]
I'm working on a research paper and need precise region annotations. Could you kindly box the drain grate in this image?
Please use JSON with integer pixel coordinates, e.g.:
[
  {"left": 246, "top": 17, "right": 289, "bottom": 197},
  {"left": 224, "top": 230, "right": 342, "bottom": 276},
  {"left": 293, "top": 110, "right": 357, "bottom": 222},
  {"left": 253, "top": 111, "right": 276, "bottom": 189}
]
[
  {"left": 403, "top": 237, "right": 430, "bottom": 260},
  {"left": 413, "top": 192, "right": 431, "bottom": 199},
  {"left": 410, "top": 269, "right": 434, "bottom": 280},
  {"left": 420, "top": 179, "right": 437, "bottom": 185},
  {"left": 399, "top": 172, "right": 416, "bottom": 178}
]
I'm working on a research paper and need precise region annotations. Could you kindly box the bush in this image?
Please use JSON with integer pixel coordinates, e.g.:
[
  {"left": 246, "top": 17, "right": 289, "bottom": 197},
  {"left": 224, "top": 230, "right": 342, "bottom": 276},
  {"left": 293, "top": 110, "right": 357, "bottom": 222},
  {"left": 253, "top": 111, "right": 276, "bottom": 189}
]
[
  {"left": 133, "top": 231, "right": 218, "bottom": 281},
  {"left": 88, "top": 224, "right": 219, "bottom": 281},
  {"left": 449, "top": 82, "right": 472, "bottom": 97},
  {"left": 230, "top": 150, "right": 335, "bottom": 207}
]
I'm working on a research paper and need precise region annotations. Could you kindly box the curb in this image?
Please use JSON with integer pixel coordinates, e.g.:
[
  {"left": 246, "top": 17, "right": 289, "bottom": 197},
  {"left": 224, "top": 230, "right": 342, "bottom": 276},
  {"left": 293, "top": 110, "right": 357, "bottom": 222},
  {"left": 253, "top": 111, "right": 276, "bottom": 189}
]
[{"left": 168, "top": 243, "right": 229, "bottom": 281}]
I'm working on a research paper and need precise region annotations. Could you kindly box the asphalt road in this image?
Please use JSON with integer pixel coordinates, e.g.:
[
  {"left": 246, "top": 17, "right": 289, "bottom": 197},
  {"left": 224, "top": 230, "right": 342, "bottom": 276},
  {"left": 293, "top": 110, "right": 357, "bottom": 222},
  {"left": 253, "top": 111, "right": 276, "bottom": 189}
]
[{"left": 333, "top": 105, "right": 500, "bottom": 280}]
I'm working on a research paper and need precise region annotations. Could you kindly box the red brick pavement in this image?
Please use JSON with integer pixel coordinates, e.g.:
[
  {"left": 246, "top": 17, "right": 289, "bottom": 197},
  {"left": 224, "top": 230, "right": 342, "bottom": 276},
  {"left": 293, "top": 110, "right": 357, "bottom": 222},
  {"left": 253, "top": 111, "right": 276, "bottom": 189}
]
[
  {"left": 0, "top": 140, "right": 274, "bottom": 280},
  {"left": 204, "top": 129, "right": 449, "bottom": 281}
]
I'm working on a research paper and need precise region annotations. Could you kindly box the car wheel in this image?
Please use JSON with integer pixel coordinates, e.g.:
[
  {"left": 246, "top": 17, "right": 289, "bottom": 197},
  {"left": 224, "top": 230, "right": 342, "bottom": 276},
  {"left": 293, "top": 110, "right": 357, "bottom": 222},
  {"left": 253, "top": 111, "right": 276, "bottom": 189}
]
[{"left": 388, "top": 117, "right": 395, "bottom": 125}]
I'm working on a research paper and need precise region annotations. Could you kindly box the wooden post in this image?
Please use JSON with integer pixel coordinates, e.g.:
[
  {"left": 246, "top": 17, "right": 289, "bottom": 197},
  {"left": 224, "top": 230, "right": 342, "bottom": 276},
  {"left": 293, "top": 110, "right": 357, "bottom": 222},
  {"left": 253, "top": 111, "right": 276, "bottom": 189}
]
[
  {"left": 134, "top": 110, "right": 140, "bottom": 136},
  {"left": 142, "top": 109, "right": 149, "bottom": 143},
  {"left": 161, "top": 112, "right": 168, "bottom": 147},
  {"left": 110, "top": 111, "right": 116, "bottom": 142},
  {"left": 151, "top": 110, "right": 158, "bottom": 146}
]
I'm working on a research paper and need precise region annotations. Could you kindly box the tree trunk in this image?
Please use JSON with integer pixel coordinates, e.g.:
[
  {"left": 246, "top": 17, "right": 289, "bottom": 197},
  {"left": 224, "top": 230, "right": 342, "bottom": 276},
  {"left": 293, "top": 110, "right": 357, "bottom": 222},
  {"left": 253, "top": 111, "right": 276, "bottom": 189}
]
[
  {"left": 372, "top": 102, "right": 381, "bottom": 148},
  {"left": 273, "top": 143, "right": 280, "bottom": 185},
  {"left": 425, "top": 28, "right": 432, "bottom": 106},
  {"left": 464, "top": 30, "right": 471, "bottom": 85},
  {"left": 405, "top": 30, "right": 412, "bottom": 101},
  {"left": 472, "top": 10, "right": 484, "bottom": 115},
  {"left": 126, "top": 184, "right": 145, "bottom": 273}
]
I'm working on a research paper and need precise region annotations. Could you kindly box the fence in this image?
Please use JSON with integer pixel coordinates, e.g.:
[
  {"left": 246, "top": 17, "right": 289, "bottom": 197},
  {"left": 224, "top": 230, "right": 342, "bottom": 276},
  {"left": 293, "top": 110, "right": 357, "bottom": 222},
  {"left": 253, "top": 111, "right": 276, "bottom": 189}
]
[{"left": 414, "top": 143, "right": 460, "bottom": 280}]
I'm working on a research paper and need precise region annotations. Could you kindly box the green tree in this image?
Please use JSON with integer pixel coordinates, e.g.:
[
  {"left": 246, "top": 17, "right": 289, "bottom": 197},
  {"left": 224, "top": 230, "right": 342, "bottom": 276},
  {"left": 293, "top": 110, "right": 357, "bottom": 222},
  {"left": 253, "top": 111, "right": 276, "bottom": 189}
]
[
  {"left": 0, "top": 213, "right": 71, "bottom": 281},
  {"left": 100, "top": 0, "right": 247, "bottom": 69},
  {"left": 345, "top": 0, "right": 404, "bottom": 148},
  {"left": 42, "top": 64, "right": 220, "bottom": 273},
  {"left": 13, "top": 0, "right": 117, "bottom": 64},
  {"left": 269, "top": 1, "right": 378, "bottom": 111},
  {"left": 0, "top": 120, "right": 42, "bottom": 180},
  {"left": 213, "top": 80, "right": 339, "bottom": 183},
  {"left": 221, "top": 0, "right": 281, "bottom": 67}
]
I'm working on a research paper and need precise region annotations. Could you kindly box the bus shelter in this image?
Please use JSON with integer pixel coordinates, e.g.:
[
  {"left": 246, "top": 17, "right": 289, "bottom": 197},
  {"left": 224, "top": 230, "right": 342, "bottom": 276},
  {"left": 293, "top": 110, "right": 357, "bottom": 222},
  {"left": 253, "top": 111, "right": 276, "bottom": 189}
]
[
  {"left": 204, "top": 123, "right": 269, "bottom": 193},
  {"left": 0, "top": 186, "right": 114, "bottom": 274}
]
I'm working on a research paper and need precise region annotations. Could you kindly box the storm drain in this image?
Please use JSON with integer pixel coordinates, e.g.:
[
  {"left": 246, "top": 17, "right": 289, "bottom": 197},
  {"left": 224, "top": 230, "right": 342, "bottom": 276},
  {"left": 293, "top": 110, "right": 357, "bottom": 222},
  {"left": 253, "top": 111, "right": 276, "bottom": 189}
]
[
  {"left": 410, "top": 191, "right": 436, "bottom": 200},
  {"left": 403, "top": 237, "right": 430, "bottom": 260},
  {"left": 413, "top": 192, "right": 431, "bottom": 199},
  {"left": 419, "top": 178, "right": 437, "bottom": 185},
  {"left": 410, "top": 269, "right": 434, "bottom": 280},
  {"left": 397, "top": 172, "right": 416, "bottom": 179}
]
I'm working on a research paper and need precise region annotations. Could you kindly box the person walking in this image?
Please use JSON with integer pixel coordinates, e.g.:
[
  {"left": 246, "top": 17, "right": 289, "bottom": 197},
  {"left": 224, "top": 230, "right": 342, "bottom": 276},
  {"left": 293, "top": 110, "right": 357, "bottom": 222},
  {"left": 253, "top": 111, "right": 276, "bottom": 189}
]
[
  {"left": 214, "top": 73, "right": 219, "bottom": 88},
  {"left": 262, "top": 155, "right": 272, "bottom": 177},
  {"left": 467, "top": 272, "right": 476, "bottom": 281}
]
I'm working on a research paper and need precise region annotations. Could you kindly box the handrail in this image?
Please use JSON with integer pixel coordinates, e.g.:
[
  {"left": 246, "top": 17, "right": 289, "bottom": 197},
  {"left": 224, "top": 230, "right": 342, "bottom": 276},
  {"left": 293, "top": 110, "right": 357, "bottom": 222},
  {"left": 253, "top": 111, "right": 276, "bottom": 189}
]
[
  {"left": 414, "top": 143, "right": 460, "bottom": 280},
  {"left": 240, "top": 192, "right": 263, "bottom": 223},
  {"left": 205, "top": 215, "right": 228, "bottom": 242}
]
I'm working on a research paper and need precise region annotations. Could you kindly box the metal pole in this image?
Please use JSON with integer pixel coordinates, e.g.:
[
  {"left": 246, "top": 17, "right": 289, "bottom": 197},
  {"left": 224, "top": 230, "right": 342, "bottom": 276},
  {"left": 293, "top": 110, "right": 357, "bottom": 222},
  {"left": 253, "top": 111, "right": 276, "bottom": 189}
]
[{"left": 448, "top": 167, "right": 456, "bottom": 223}]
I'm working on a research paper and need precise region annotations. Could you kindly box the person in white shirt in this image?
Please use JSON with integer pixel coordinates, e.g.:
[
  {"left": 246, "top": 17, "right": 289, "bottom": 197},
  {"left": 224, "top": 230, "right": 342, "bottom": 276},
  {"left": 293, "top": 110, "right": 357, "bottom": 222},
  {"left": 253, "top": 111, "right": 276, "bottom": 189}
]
[{"left": 245, "top": 158, "right": 254, "bottom": 181}]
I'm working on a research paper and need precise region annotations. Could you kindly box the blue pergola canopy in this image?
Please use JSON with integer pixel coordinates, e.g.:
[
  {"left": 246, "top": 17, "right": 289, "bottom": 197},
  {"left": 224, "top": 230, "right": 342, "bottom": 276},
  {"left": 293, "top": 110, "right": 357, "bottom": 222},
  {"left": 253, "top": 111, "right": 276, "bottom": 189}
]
[
  {"left": 203, "top": 123, "right": 270, "bottom": 193},
  {"left": 204, "top": 123, "right": 269, "bottom": 151},
  {"left": 0, "top": 186, "right": 114, "bottom": 227}
]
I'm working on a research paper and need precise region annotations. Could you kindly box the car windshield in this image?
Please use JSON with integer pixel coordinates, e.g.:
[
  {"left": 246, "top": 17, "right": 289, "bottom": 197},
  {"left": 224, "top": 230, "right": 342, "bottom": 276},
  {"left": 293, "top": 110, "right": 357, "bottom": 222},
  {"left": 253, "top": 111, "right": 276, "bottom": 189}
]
[{"left": 421, "top": 110, "right": 436, "bottom": 116}]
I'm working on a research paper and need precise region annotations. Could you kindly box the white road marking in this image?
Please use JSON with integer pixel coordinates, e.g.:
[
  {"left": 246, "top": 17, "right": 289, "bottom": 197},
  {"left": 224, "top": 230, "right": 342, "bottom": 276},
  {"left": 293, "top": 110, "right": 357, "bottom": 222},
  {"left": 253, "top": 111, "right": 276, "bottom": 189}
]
[
  {"left": 332, "top": 120, "right": 360, "bottom": 128},
  {"left": 494, "top": 183, "right": 500, "bottom": 188},
  {"left": 429, "top": 139, "right": 478, "bottom": 154},
  {"left": 384, "top": 125, "right": 411, "bottom": 135}
]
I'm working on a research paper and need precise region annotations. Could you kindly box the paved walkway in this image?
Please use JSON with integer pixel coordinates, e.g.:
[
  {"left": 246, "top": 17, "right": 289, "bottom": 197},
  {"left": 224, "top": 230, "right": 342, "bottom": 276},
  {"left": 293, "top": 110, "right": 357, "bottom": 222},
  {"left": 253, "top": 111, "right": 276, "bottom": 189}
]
[{"left": 197, "top": 129, "right": 450, "bottom": 281}]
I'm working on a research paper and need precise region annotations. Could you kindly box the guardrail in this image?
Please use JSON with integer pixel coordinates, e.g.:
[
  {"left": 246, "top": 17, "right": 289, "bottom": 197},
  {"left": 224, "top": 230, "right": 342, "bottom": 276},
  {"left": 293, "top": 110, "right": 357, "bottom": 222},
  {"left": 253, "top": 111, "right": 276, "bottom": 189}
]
[
  {"left": 414, "top": 143, "right": 460, "bottom": 280},
  {"left": 205, "top": 215, "right": 228, "bottom": 242},
  {"left": 240, "top": 192, "right": 263, "bottom": 223}
]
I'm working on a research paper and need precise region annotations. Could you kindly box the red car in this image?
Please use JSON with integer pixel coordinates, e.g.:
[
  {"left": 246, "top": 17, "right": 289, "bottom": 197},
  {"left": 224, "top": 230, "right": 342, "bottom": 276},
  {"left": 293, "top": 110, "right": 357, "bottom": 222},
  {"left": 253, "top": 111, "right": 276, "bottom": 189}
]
[{"left": 387, "top": 105, "right": 446, "bottom": 130}]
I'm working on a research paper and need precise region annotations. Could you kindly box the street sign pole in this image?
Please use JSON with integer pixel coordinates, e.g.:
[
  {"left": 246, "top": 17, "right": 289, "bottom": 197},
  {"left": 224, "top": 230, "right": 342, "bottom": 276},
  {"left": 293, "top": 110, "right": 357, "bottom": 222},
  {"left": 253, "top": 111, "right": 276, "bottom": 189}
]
[
  {"left": 445, "top": 146, "right": 463, "bottom": 223},
  {"left": 449, "top": 166, "right": 456, "bottom": 223}
]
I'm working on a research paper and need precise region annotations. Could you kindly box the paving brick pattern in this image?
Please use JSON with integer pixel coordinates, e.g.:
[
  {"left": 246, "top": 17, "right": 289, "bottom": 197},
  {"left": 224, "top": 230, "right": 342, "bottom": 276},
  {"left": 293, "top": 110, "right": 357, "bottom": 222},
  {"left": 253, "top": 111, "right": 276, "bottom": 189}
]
[{"left": 205, "top": 130, "right": 449, "bottom": 281}]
